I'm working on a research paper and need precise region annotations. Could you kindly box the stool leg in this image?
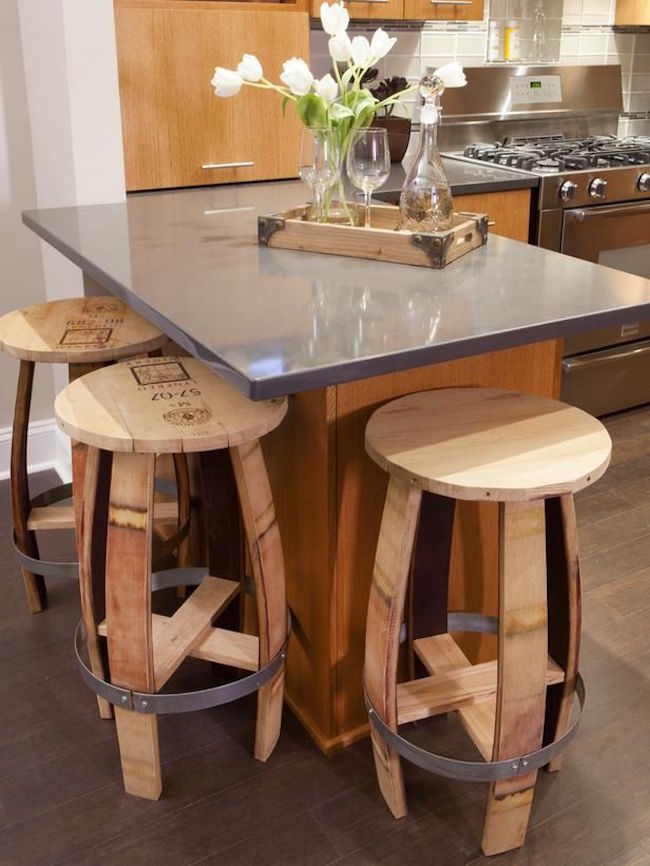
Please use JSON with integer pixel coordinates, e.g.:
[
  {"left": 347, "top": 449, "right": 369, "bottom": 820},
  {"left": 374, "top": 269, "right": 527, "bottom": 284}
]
[
  {"left": 73, "top": 443, "right": 113, "bottom": 720},
  {"left": 365, "top": 476, "right": 422, "bottom": 819},
  {"left": 544, "top": 494, "right": 581, "bottom": 773},
  {"left": 105, "top": 451, "right": 161, "bottom": 800},
  {"left": 10, "top": 360, "right": 46, "bottom": 613},
  {"left": 172, "top": 452, "right": 191, "bottom": 569},
  {"left": 482, "top": 500, "right": 548, "bottom": 856},
  {"left": 231, "top": 439, "right": 286, "bottom": 762}
]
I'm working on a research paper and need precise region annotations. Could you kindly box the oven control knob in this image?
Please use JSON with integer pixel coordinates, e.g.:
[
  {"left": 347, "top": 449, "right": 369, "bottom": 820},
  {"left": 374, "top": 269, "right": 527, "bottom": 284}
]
[
  {"left": 638, "top": 173, "right": 650, "bottom": 192},
  {"left": 559, "top": 180, "right": 578, "bottom": 202},
  {"left": 589, "top": 177, "right": 608, "bottom": 199}
]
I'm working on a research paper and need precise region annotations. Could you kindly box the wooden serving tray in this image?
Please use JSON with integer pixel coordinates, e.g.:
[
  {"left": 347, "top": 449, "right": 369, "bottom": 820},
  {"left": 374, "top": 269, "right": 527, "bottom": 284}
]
[{"left": 258, "top": 204, "right": 488, "bottom": 269}]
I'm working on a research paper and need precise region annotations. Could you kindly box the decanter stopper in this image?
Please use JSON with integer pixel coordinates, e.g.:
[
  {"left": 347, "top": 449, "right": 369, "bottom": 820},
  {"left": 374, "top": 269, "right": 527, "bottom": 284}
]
[{"left": 398, "top": 76, "right": 454, "bottom": 232}]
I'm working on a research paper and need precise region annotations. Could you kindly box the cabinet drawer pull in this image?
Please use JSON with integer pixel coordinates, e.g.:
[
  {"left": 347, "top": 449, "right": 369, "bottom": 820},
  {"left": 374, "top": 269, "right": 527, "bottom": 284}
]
[
  {"left": 430, "top": 1, "right": 474, "bottom": 5},
  {"left": 202, "top": 161, "right": 254, "bottom": 170}
]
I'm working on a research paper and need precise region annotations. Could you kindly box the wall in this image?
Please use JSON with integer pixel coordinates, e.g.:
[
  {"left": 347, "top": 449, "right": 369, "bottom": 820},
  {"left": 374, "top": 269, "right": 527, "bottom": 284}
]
[
  {"left": 17, "top": 0, "right": 126, "bottom": 479},
  {"left": 311, "top": 0, "right": 650, "bottom": 145},
  {"left": 0, "top": 0, "right": 54, "bottom": 442}
]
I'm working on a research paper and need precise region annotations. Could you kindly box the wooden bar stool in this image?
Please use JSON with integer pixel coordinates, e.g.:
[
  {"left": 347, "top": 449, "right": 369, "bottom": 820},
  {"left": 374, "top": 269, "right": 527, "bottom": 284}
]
[
  {"left": 0, "top": 297, "right": 175, "bottom": 614},
  {"left": 363, "top": 387, "right": 612, "bottom": 856},
  {"left": 55, "top": 356, "right": 289, "bottom": 800}
]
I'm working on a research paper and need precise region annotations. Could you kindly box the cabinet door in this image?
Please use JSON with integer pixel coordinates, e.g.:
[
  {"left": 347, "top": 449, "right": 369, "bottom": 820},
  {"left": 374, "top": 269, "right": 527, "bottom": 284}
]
[
  {"left": 615, "top": 0, "right": 650, "bottom": 24},
  {"left": 115, "top": 6, "right": 310, "bottom": 190},
  {"left": 403, "top": 0, "right": 483, "bottom": 20},
  {"left": 310, "top": 0, "right": 404, "bottom": 19},
  {"left": 455, "top": 189, "right": 531, "bottom": 242}
]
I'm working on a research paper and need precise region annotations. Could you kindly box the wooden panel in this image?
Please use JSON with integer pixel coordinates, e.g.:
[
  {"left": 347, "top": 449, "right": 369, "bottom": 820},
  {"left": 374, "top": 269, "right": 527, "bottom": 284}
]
[
  {"left": 116, "top": 0, "right": 310, "bottom": 13},
  {"left": 313, "top": 0, "right": 405, "bottom": 20},
  {"left": 262, "top": 387, "right": 338, "bottom": 747},
  {"left": 403, "top": 0, "right": 483, "bottom": 20},
  {"left": 615, "top": 0, "right": 650, "bottom": 24},
  {"left": 115, "top": 5, "right": 310, "bottom": 190},
  {"left": 28, "top": 499, "right": 180, "bottom": 532},
  {"left": 455, "top": 189, "right": 531, "bottom": 242}
]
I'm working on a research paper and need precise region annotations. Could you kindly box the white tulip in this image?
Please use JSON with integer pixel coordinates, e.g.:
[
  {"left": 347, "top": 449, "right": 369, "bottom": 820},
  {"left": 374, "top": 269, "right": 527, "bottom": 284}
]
[
  {"left": 320, "top": 1, "right": 349, "bottom": 36},
  {"left": 280, "top": 57, "right": 314, "bottom": 96},
  {"left": 237, "top": 54, "right": 263, "bottom": 82},
  {"left": 314, "top": 73, "right": 339, "bottom": 105},
  {"left": 211, "top": 67, "right": 243, "bottom": 97},
  {"left": 328, "top": 32, "right": 353, "bottom": 63},
  {"left": 433, "top": 61, "right": 467, "bottom": 88},
  {"left": 369, "top": 29, "right": 396, "bottom": 63},
  {"left": 350, "top": 35, "right": 371, "bottom": 68}
]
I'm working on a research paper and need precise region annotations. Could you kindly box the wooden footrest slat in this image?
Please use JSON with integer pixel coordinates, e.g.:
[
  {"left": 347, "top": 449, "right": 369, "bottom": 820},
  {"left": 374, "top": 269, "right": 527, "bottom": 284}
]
[
  {"left": 28, "top": 499, "right": 180, "bottom": 532},
  {"left": 415, "top": 633, "right": 496, "bottom": 761},
  {"left": 152, "top": 577, "right": 240, "bottom": 689},
  {"left": 399, "top": 638, "right": 564, "bottom": 726},
  {"left": 99, "top": 615, "right": 260, "bottom": 674}
]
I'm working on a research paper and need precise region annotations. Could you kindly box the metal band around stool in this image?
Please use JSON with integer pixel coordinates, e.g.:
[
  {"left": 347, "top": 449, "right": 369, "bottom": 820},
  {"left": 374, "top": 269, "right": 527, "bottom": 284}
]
[
  {"left": 365, "top": 674, "right": 586, "bottom": 783},
  {"left": 13, "top": 532, "right": 78, "bottom": 580},
  {"left": 74, "top": 567, "right": 290, "bottom": 715}
]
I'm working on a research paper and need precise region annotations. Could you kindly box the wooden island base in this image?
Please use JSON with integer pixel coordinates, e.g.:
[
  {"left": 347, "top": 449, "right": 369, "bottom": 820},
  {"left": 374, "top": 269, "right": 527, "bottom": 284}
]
[{"left": 263, "top": 339, "right": 562, "bottom": 753}]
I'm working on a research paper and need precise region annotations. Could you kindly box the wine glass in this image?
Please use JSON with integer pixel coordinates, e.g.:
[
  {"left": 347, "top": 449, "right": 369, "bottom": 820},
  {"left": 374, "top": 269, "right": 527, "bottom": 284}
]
[
  {"left": 299, "top": 128, "right": 341, "bottom": 223},
  {"left": 346, "top": 128, "right": 391, "bottom": 228}
]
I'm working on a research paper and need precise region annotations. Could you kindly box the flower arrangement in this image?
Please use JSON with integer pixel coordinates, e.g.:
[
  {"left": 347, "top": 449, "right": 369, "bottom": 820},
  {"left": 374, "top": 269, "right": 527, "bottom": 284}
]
[
  {"left": 211, "top": 1, "right": 466, "bottom": 220},
  {"left": 212, "top": 1, "right": 465, "bottom": 143}
]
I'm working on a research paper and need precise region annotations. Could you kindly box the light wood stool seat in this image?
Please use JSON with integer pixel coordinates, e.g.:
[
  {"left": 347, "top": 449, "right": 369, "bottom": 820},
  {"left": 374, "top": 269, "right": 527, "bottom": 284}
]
[
  {"left": 0, "top": 297, "right": 167, "bottom": 363},
  {"left": 363, "top": 387, "right": 611, "bottom": 857},
  {"left": 55, "top": 357, "right": 289, "bottom": 801},
  {"left": 55, "top": 356, "right": 287, "bottom": 453},
  {"left": 366, "top": 387, "right": 611, "bottom": 501},
  {"left": 0, "top": 297, "right": 174, "bottom": 615}
]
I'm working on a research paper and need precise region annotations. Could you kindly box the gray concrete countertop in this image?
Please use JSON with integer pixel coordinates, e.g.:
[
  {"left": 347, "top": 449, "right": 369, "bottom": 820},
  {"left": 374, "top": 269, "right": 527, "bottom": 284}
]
[
  {"left": 379, "top": 157, "right": 538, "bottom": 201},
  {"left": 23, "top": 179, "right": 650, "bottom": 400}
]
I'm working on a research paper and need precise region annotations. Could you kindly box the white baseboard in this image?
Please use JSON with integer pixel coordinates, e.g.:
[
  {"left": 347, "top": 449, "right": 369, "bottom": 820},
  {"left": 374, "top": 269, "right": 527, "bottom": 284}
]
[{"left": 0, "top": 418, "right": 68, "bottom": 482}]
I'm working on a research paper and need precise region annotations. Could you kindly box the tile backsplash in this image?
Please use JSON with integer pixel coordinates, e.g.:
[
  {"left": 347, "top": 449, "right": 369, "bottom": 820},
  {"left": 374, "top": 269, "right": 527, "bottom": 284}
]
[{"left": 310, "top": 0, "right": 650, "bottom": 139}]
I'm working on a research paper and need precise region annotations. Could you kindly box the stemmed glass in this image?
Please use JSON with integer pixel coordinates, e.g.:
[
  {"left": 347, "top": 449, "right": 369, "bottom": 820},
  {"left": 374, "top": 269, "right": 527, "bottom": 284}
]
[
  {"left": 346, "top": 128, "right": 391, "bottom": 228},
  {"left": 299, "top": 128, "right": 341, "bottom": 223}
]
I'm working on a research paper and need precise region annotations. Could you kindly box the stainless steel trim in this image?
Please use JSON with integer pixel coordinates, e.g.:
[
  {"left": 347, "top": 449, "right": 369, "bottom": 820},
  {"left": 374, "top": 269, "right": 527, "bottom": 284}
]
[
  {"left": 565, "top": 201, "right": 650, "bottom": 223},
  {"left": 201, "top": 161, "right": 254, "bottom": 170},
  {"left": 12, "top": 531, "right": 78, "bottom": 580},
  {"left": 562, "top": 341, "right": 650, "bottom": 372}
]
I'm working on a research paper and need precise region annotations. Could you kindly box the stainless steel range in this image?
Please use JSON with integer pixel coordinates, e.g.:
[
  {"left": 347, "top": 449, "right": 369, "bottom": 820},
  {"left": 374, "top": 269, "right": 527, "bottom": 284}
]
[{"left": 438, "top": 64, "right": 650, "bottom": 417}]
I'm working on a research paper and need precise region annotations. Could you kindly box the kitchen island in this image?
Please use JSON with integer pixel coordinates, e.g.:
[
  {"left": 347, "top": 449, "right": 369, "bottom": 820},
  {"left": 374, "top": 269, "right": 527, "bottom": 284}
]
[{"left": 23, "top": 180, "right": 650, "bottom": 751}]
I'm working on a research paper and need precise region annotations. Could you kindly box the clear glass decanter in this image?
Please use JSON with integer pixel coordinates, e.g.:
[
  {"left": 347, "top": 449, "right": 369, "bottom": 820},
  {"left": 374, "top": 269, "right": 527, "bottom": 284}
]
[{"left": 398, "top": 79, "right": 454, "bottom": 232}]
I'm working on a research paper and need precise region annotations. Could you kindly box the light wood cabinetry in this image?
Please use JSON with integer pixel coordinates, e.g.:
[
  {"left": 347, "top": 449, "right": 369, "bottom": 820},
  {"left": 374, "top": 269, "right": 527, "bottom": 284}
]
[
  {"left": 615, "top": 0, "right": 650, "bottom": 24},
  {"left": 115, "top": 2, "right": 310, "bottom": 191},
  {"left": 309, "top": 0, "right": 484, "bottom": 21},
  {"left": 402, "top": 0, "right": 484, "bottom": 21},
  {"left": 455, "top": 188, "right": 532, "bottom": 243}
]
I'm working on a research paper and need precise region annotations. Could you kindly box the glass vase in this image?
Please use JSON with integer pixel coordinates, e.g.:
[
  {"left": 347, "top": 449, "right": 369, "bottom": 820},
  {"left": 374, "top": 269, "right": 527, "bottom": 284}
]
[
  {"left": 398, "top": 100, "right": 454, "bottom": 232},
  {"left": 322, "top": 159, "right": 363, "bottom": 226}
]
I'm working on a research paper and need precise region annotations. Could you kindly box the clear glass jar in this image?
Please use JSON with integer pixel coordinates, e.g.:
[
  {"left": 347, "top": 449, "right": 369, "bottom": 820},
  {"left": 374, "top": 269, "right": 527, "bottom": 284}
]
[{"left": 398, "top": 99, "right": 454, "bottom": 232}]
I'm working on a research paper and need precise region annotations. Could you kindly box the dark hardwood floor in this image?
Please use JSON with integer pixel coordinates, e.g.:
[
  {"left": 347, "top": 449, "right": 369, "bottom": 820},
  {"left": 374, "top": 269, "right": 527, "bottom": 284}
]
[{"left": 2, "top": 406, "right": 650, "bottom": 865}]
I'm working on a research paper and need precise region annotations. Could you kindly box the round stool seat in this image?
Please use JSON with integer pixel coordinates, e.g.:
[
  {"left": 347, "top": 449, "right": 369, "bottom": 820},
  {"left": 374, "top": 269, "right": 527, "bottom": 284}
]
[
  {"left": 55, "top": 356, "right": 287, "bottom": 453},
  {"left": 0, "top": 297, "right": 167, "bottom": 363},
  {"left": 365, "top": 387, "right": 611, "bottom": 501}
]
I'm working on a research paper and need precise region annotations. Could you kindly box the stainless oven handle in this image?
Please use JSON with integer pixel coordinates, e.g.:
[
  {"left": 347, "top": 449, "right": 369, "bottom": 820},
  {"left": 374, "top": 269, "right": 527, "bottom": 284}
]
[
  {"left": 563, "top": 341, "right": 650, "bottom": 372},
  {"left": 565, "top": 202, "right": 650, "bottom": 222}
]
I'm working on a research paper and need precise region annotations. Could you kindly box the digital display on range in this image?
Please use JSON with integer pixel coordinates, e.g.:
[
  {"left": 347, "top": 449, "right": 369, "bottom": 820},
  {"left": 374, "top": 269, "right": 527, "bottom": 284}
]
[{"left": 530, "top": 81, "right": 542, "bottom": 89}]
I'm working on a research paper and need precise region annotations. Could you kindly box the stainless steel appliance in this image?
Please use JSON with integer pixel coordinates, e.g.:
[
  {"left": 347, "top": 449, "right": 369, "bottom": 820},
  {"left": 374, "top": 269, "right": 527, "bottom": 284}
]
[{"left": 437, "top": 64, "right": 650, "bottom": 417}]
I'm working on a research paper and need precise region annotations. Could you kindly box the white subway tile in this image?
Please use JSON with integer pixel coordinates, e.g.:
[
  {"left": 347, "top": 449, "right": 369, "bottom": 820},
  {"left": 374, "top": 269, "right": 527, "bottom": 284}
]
[
  {"left": 421, "top": 32, "right": 457, "bottom": 56},
  {"left": 578, "top": 33, "right": 608, "bottom": 55},
  {"left": 456, "top": 32, "right": 488, "bottom": 56}
]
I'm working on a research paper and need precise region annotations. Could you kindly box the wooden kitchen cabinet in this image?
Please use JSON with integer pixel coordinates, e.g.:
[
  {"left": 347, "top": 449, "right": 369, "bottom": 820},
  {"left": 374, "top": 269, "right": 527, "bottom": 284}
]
[
  {"left": 309, "top": 0, "right": 484, "bottom": 21},
  {"left": 455, "top": 188, "right": 531, "bottom": 242},
  {"left": 114, "top": 2, "right": 310, "bottom": 190},
  {"left": 402, "top": 0, "right": 483, "bottom": 21},
  {"left": 615, "top": 0, "right": 650, "bottom": 24}
]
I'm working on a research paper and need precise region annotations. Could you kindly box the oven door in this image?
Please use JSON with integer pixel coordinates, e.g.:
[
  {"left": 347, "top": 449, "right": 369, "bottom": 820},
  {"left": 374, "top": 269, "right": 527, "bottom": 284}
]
[{"left": 560, "top": 200, "right": 650, "bottom": 415}]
